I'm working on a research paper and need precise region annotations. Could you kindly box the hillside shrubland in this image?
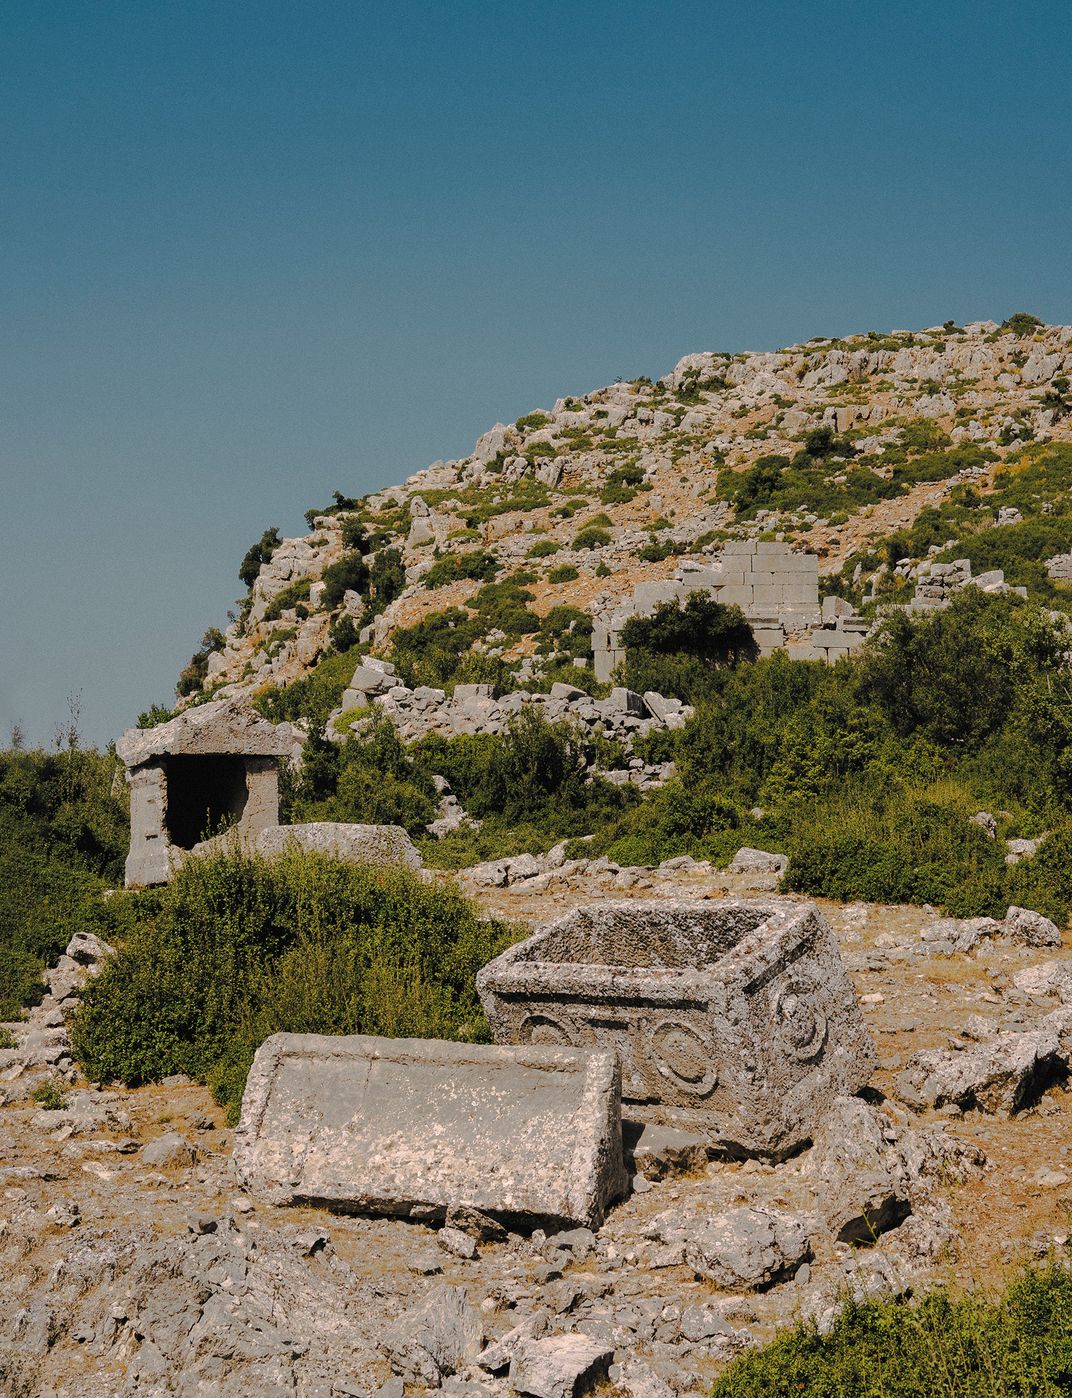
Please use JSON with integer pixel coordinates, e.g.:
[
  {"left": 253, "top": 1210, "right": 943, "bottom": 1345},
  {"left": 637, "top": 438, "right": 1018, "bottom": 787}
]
[{"left": 0, "top": 746, "right": 128, "bottom": 1018}]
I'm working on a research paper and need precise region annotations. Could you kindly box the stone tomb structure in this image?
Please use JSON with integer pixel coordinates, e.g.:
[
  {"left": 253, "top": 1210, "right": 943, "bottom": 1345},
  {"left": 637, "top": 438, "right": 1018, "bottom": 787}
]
[
  {"left": 592, "top": 541, "right": 870, "bottom": 680},
  {"left": 235, "top": 1033, "right": 627, "bottom": 1229},
  {"left": 477, "top": 899, "right": 875, "bottom": 1159},
  {"left": 116, "top": 699, "right": 292, "bottom": 887}
]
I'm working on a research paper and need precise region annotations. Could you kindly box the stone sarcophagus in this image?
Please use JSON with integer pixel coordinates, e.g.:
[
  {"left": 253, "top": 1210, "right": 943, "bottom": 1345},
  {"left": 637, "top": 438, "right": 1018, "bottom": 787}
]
[{"left": 476, "top": 899, "right": 875, "bottom": 1158}]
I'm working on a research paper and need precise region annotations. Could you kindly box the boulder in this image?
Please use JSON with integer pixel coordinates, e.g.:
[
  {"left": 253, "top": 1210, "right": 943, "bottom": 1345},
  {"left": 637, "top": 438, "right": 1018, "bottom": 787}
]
[
  {"left": 1004, "top": 906, "right": 1062, "bottom": 947},
  {"left": 607, "top": 688, "right": 649, "bottom": 718},
  {"left": 383, "top": 1285, "right": 484, "bottom": 1386},
  {"left": 235, "top": 1033, "right": 627, "bottom": 1228},
  {"left": 728, "top": 848, "right": 789, "bottom": 877},
  {"left": 897, "top": 1012, "right": 1072, "bottom": 1114},
  {"left": 509, "top": 1333, "right": 613, "bottom": 1398},
  {"left": 141, "top": 1132, "right": 197, "bottom": 1169},
  {"left": 255, "top": 822, "right": 422, "bottom": 870},
  {"left": 651, "top": 1205, "right": 810, "bottom": 1290},
  {"left": 806, "top": 1096, "right": 909, "bottom": 1243}
]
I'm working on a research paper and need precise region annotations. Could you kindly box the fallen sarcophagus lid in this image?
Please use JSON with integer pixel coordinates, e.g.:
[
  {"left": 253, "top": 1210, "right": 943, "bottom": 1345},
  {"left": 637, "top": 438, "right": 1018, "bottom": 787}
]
[
  {"left": 476, "top": 899, "right": 875, "bottom": 1158},
  {"left": 234, "top": 1032, "right": 626, "bottom": 1228}
]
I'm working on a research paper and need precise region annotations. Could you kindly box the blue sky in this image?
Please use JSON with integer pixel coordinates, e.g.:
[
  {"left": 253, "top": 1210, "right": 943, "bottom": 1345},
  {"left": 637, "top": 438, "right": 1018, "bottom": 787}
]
[{"left": 2, "top": 1, "right": 1070, "bottom": 745}]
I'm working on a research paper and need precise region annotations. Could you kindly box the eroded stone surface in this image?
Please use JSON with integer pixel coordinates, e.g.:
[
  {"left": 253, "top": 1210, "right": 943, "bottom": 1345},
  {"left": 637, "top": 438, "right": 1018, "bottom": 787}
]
[
  {"left": 255, "top": 821, "right": 423, "bottom": 869},
  {"left": 478, "top": 899, "right": 875, "bottom": 1157},
  {"left": 234, "top": 1033, "right": 627, "bottom": 1228}
]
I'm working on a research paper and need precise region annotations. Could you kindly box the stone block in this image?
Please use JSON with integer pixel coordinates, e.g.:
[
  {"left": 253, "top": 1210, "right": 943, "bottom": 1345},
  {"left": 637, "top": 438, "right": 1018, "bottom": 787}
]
[
  {"left": 350, "top": 664, "right": 395, "bottom": 693},
  {"left": 780, "top": 552, "right": 819, "bottom": 573},
  {"left": 453, "top": 683, "right": 494, "bottom": 700},
  {"left": 478, "top": 899, "right": 876, "bottom": 1158},
  {"left": 256, "top": 822, "right": 422, "bottom": 870},
  {"left": 712, "top": 585, "right": 753, "bottom": 607},
  {"left": 751, "top": 584, "right": 782, "bottom": 609},
  {"left": 235, "top": 1033, "right": 626, "bottom": 1228},
  {"left": 633, "top": 581, "right": 686, "bottom": 610},
  {"left": 607, "top": 687, "right": 649, "bottom": 718}
]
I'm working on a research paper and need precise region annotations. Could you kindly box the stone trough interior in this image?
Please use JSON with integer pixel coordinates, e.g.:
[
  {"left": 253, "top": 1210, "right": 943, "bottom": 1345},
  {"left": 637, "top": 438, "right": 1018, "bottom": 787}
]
[{"left": 511, "top": 901, "right": 776, "bottom": 971}]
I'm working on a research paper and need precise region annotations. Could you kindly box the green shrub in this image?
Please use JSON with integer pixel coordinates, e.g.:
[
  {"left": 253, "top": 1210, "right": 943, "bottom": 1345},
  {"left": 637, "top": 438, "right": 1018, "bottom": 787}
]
[
  {"left": 367, "top": 547, "right": 406, "bottom": 614},
  {"left": 418, "top": 708, "right": 631, "bottom": 834},
  {"left": 424, "top": 550, "right": 499, "bottom": 589},
  {"left": 176, "top": 627, "right": 226, "bottom": 697},
  {"left": 528, "top": 539, "right": 561, "bottom": 558},
  {"left": 321, "top": 551, "right": 370, "bottom": 609},
  {"left": 618, "top": 594, "right": 757, "bottom": 702},
  {"left": 1000, "top": 311, "right": 1045, "bottom": 336},
  {"left": 548, "top": 564, "right": 579, "bottom": 583},
  {"left": 261, "top": 577, "right": 312, "bottom": 624},
  {"left": 861, "top": 590, "right": 1065, "bottom": 749},
  {"left": 515, "top": 412, "right": 550, "bottom": 431},
  {"left": 389, "top": 608, "right": 483, "bottom": 689},
  {"left": 254, "top": 648, "right": 358, "bottom": 730},
  {"left": 713, "top": 1262, "right": 1072, "bottom": 1398},
  {"left": 573, "top": 526, "right": 611, "bottom": 550},
  {"left": 73, "top": 850, "right": 515, "bottom": 1116},
  {"left": 471, "top": 577, "right": 539, "bottom": 637},
  {"left": 239, "top": 526, "right": 281, "bottom": 589},
  {"left": 285, "top": 713, "right": 437, "bottom": 834},
  {"left": 0, "top": 747, "right": 129, "bottom": 1017}
]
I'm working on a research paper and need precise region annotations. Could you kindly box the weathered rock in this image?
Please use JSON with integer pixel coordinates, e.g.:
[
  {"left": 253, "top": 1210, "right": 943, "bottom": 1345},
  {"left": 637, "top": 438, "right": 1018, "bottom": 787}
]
[
  {"left": 806, "top": 1097, "right": 909, "bottom": 1243},
  {"left": 1013, "top": 960, "right": 1072, "bottom": 1001},
  {"left": 728, "top": 848, "right": 788, "bottom": 877},
  {"left": 509, "top": 1332, "right": 613, "bottom": 1398},
  {"left": 382, "top": 1285, "right": 484, "bottom": 1385},
  {"left": 476, "top": 1311, "right": 549, "bottom": 1372},
  {"left": 255, "top": 821, "right": 423, "bottom": 870},
  {"left": 898, "top": 1013, "right": 1072, "bottom": 1114},
  {"left": 651, "top": 1205, "right": 810, "bottom": 1290},
  {"left": 235, "top": 1033, "right": 627, "bottom": 1227},
  {"left": 478, "top": 899, "right": 875, "bottom": 1157},
  {"left": 141, "top": 1131, "right": 197, "bottom": 1169},
  {"left": 1004, "top": 906, "right": 1062, "bottom": 948}
]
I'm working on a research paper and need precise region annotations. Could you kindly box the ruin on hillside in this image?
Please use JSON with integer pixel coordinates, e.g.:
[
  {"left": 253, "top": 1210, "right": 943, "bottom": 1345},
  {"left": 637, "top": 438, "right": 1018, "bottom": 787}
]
[{"left": 115, "top": 699, "right": 293, "bottom": 887}]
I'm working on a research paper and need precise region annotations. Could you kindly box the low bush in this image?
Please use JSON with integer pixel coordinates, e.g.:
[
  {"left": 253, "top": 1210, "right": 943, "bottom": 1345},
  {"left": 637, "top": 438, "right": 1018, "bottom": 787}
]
[
  {"left": 0, "top": 747, "right": 129, "bottom": 1017},
  {"left": 573, "top": 526, "right": 611, "bottom": 550},
  {"left": 321, "top": 551, "right": 370, "bottom": 609},
  {"left": 712, "top": 1261, "right": 1072, "bottom": 1397},
  {"left": 261, "top": 578, "right": 311, "bottom": 624},
  {"left": 73, "top": 849, "right": 515, "bottom": 1117},
  {"left": 254, "top": 647, "right": 358, "bottom": 729},
  {"left": 527, "top": 539, "right": 561, "bottom": 559},
  {"left": 424, "top": 550, "right": 499, "bottom": 589},
  {"left": 239, "top": 526, "right": 281, "bottom": 589},
  {"left": 388, "top": 608, "right": 483, "bottom": 689}
]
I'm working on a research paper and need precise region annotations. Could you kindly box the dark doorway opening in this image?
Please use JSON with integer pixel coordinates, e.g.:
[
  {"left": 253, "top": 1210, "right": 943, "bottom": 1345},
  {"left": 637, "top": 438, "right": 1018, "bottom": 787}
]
[{"left": 164, "top": 755, "right": 249, "bottom": 849}]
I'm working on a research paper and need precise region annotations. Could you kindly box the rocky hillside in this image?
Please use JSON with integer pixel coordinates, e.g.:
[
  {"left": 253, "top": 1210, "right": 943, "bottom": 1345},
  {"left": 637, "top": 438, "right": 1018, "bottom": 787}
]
[{"left": 176, "top": 314, "right": 1072, "bottom": 712}]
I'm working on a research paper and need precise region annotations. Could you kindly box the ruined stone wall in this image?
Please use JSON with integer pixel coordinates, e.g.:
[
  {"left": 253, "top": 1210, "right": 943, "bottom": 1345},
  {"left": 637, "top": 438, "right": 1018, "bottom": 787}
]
[{"left": 592, "top": 541, "right": 866, "bottom": 679}]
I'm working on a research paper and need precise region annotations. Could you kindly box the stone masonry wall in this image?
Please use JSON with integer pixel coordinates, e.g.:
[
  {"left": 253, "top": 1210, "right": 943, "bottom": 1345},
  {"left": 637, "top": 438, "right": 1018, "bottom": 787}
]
[{"left": 593, "top": 541, "right": 867, "bottom": 679}]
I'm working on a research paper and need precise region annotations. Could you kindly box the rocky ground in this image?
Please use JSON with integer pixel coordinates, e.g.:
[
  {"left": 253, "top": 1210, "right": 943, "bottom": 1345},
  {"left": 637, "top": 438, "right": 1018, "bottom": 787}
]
[{"left": 2, "top": 868, "right": 1071, "bottom": 1398}]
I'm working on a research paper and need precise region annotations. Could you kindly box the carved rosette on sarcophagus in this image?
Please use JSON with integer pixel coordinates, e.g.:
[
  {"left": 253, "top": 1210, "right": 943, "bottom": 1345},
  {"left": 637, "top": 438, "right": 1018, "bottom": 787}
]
[{"left": 476, "top": 899, "right": 875, "bottom": 1159}]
